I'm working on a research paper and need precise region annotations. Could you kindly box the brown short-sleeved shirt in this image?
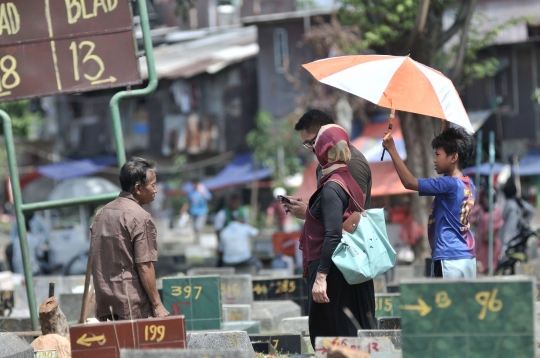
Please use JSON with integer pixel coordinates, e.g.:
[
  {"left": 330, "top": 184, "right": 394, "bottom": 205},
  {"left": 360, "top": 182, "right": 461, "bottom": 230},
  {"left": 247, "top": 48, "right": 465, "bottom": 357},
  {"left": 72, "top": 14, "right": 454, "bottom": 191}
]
[{"left": 91, "top": 191, "right": 158, "bottom": 320}]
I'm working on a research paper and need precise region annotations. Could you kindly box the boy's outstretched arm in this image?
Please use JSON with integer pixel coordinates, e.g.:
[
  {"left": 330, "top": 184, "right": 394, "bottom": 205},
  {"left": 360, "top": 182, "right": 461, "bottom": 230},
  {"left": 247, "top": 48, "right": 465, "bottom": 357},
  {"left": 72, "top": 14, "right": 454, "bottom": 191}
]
[{"left": 382, "top": 133, "right": 419, "bottom": 191}]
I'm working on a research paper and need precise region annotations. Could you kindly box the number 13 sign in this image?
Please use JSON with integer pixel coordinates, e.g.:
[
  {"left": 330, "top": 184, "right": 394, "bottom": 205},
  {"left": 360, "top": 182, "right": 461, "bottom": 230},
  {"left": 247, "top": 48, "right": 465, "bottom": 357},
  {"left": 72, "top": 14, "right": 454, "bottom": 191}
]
[{"left": 0, "top": 0, "right": 140, "bottom": 102}]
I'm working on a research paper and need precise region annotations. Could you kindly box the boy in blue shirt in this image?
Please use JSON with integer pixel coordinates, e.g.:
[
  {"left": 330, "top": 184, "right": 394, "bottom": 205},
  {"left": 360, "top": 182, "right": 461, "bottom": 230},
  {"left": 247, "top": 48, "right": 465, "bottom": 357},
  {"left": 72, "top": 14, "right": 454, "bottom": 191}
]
[{"left": 382, "top": 121, "right": 477, "bottom": 278}]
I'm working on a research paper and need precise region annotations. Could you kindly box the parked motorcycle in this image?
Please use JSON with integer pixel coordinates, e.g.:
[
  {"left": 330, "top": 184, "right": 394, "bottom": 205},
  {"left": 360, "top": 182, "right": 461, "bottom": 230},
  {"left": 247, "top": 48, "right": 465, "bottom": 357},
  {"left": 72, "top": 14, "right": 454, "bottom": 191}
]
[{"left": 495, "top": 221, "right": 539, "bottom": 275}]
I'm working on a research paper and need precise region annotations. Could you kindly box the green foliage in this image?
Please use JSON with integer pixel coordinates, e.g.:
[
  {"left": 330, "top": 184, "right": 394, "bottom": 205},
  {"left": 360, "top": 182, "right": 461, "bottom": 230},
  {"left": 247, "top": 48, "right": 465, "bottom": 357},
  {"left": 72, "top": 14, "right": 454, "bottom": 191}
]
[
  {"left": 0, "top": 100, "right": 39, "bottom": 138},
  {"left": 246, "top": 111, "right": 302, "bottom": 188},
  {"left": 338, "top": 0, "right": 418, "bottom": 51}
]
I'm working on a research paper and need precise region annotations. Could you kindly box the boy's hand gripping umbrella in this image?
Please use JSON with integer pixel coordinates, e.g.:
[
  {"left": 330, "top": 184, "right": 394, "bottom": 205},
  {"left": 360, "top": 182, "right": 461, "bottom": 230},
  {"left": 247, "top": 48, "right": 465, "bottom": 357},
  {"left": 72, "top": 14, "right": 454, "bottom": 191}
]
[{"left": 302, "top": 55, "right": 474, "bottom": 160}]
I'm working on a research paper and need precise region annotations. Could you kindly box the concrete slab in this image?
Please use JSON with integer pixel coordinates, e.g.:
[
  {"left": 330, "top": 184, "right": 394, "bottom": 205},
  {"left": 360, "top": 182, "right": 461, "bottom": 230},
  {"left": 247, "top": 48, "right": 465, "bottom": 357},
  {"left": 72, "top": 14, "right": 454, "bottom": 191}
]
[
  {"left": 315, "top": 336, "right": 394, "bottom": 357},
  {"left": 251, "top": 300, "right": 301, "bottom": 331},
  {"left": 0, "top": 332, "right": 34, "bottom": 358},
  {"left": 358, "top": 329, "right": 402, "bottom": 350},
  {"left": 186, "top": 267, "right": 235, "bottom": 276},
  {"left": 222, "top": 320, "right": 261, "bottom": 334},
  {"left": 222, "top": 304, "right": 251, "bottom": 322},
  {"left": 281, "top": 316, "right": 308, "bottom": 335},
  {"left": 0, "top": 317, "right": 33, "bottom": 332},
  {"left": 258, "top": 269, "right": 290, "bottom": 277},
  {"left": 120, "top": 349, "right": 253, "bottom": 358},
  {"left": 187, "top": 330, "right": 254, "bottom": 353}
]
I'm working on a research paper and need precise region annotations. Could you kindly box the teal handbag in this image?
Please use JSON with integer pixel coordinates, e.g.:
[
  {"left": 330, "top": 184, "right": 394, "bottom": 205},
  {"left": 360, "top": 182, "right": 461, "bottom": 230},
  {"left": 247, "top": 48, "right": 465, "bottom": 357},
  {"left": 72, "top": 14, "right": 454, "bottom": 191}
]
[{"left": 330, "top": 182, "right": 396, "bottom": 285}]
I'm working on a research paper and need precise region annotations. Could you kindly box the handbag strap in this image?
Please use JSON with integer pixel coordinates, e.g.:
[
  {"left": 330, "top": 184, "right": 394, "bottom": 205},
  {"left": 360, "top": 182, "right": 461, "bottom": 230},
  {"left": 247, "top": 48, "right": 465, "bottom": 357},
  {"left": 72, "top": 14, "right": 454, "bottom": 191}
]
[{"left": 327, "top": 179, "right": 365, "bottom": 213}]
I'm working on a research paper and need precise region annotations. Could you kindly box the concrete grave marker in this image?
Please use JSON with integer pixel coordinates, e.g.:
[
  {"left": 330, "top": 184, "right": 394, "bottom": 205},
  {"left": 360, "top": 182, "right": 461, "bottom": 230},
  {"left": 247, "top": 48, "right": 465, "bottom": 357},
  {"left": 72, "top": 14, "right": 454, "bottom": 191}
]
[
  {"left": 121, "top": 349, "right": 254, "bottom": 358},
  {"left": 252, "top": 276, "right": 308, "bottom": 315},
  {"left": 187, "top": 331, "right": 254, "bottom": 352},
  {"left": 251, "top": 300, "right": 301, "bottom": 331},
  {"left": 401, "top": 276, "right": 535, "bottom": 358},
  {"left": 0, "top": 332, "right": 33, "bottom": 358},
  {"left": 373, "top": 275, "right": 386, "bottom": 293},
  {"left": 223, "top": 320, "right": 261, "bottom": 334},
  {"left": 220, "top": 275, "right": 253, "bottom": 304},
  {"left": 162, "top": 276, "right": 222, "bottom": 330},
  {"left": 375, "top": 293, "right": 401, "bottom": 318},
  {"left": 222, "top": 304, "right": 251, "bottom": 322},
  {"left": 358, "top": 330, "right": 402, "bottom": 350},
  {"left": 249, "top": 334, "right": 302, "bottom": 354},
  {"left": 186, "top": 267, "right": 235, "bottom": 276},
  {"left": 315, "top": 336, "right": 395, "bottom": 357}
]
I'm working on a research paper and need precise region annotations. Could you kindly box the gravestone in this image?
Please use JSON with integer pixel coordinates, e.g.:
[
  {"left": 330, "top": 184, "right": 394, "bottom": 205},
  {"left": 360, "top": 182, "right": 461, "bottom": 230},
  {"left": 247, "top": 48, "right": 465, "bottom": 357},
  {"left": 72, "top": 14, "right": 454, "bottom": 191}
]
[
  {"left": 59, "top": 293, "right": 93, "bottom": 323},
  {"left": 358, "top": 330, "right": 402, "bottom": 350},
  {"left": 373, "top": 275, "right": 386, "bottom": 293},
  {"left": 251, "top": 341, "right": 272, "bottom": 354},
  {"left": 223, "top": 320, "right": 261, "bottom": 334},
  {"left": 0, "top": 317, "right": 33, "bottom": 332},
  {"left": 392, "top": 266, "right": 413, "bottom": 283},
  {"left": 251, "top": 300, "right": 301, "bottom": 331},
  {"left": 187, "top": 331, "right": 254, "bottom": 353},
  {"left": 222, "top": 304, "right": 251, "bottom": 322},
  {"left": 162, "top": 276, "right": 222, "bottom": 330},
  {"left": 220, "top": 275, "right": 253, "bottom": 304},
  {"left": 0, "top": 332, "right": 34, "bottom": 358},
  {"left": 412, "top": 263, "right": 426, "bottom": 277},
  {"left": 314, "top": 336, "right": 394, "bottom": 357},
  {"left": 252, "top": 276, "right": 309, "bottom": 315},
  {"left": 186, "top": 267, "right": 235, "bottom": 276},
  {"left": 378, "top": 317, "right": 401, "bottom": 330},
  {"left": 258, "top": 269, "right": 290, "bottom": 277},
  {"left": 120, "top": 349, "right": 253, "bottom": 358},
  {"left": 401, "top": 277, "right": 535, "bottom": 358},
  {"left": 249, "top": 334, "right": 302, "bottom": 354},
  {"left": 281, "top": 316, "right": 309, "bottom": 334},
  {"left": 535, "top": 302, "right": 540, "bottom": 348},
  {"left": 375, "top": 293, "right": 401, "bottom": 318}
]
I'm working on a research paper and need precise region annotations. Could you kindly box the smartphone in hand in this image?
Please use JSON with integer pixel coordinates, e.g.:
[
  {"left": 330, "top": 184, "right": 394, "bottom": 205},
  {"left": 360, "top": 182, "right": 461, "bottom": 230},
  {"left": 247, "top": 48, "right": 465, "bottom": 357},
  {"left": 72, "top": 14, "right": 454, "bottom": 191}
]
[{"left": 277, "top": 195, "right": 292, "bottom": 204}]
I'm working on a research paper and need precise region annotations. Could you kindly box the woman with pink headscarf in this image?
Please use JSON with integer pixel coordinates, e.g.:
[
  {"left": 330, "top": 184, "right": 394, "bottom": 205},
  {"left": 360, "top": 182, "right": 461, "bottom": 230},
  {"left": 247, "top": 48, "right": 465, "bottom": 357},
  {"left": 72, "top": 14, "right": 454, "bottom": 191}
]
[{"left": 299, "top": 124, "right": 376, "bottom": 349}]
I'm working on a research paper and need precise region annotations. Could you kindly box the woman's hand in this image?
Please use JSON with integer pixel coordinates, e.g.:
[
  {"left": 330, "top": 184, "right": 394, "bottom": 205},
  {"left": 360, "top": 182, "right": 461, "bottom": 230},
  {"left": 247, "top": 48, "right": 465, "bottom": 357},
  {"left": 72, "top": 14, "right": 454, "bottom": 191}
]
[{"left": 312, "top": 272, "right": 330, "bottom": 303}]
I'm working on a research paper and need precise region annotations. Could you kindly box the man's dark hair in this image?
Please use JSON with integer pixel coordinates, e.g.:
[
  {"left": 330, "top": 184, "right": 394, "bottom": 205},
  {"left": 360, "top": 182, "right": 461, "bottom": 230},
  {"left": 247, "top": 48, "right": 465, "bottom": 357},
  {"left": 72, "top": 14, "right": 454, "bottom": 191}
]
[
  {"left": 431, "top": 127, "right": 476, "bottom": 170},
  {"left": 294, "top": 109, "right": 334, "bottom": 133},
  {"left": 119, "top": 157, "right": 157, "bottom": 192}
]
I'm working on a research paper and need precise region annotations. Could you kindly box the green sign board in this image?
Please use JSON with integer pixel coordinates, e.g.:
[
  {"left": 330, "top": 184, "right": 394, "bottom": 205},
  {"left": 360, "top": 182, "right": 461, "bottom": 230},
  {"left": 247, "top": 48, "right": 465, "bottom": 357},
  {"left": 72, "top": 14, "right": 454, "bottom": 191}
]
[
  {"left": 162, "top": 276, "right": 222, "bottom": 330},
  {"left": 375, "top": 293, "right": 401, "bottom": 318},
  {"left": 401, "top": 278, "right": 535, "bottom": 358}
]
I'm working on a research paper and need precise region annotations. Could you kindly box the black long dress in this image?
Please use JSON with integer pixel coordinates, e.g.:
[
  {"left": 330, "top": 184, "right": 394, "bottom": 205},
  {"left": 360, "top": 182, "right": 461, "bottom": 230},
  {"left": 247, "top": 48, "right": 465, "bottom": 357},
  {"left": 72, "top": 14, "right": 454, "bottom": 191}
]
[{"left": 307, "top": 181, "right": 376, "bottom": 349}]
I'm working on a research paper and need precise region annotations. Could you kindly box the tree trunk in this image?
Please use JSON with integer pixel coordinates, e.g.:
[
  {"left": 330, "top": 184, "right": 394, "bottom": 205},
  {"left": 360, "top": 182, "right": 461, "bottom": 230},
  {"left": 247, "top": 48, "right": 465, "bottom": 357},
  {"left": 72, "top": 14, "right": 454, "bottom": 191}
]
[
  {"left": 401, "top": 112, "right": 439, "bottom": 262},
  {"left": 38, "top": 297, "right": 69, "bottom": 337}
]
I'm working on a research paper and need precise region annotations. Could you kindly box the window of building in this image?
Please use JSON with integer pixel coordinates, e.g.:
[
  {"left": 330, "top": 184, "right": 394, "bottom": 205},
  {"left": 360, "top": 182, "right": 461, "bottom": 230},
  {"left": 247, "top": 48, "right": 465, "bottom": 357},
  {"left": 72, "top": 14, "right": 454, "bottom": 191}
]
[{"left": 274, "top": 28, "right": 289, "bottom": 74}]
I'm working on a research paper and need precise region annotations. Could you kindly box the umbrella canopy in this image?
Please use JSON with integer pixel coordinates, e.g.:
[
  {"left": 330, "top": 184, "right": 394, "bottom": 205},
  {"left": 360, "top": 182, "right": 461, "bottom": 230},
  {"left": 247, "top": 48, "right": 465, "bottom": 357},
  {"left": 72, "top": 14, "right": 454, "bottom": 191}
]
[{"left": 303, "top": 55, "right": 474, "bottom": 133}]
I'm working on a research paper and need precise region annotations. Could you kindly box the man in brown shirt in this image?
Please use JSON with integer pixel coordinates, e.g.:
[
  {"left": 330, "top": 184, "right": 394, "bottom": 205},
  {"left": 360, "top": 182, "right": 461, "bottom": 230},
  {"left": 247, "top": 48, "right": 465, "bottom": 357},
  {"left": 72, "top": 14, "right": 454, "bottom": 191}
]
[{"left": 91, "top": 157, "right": 169, "bottom": 320}]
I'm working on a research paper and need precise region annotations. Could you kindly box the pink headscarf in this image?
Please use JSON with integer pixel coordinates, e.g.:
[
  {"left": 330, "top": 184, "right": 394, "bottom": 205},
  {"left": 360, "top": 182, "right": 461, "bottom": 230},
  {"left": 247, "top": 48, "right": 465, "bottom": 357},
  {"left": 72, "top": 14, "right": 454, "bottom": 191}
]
[{"left": 314, "top": 124, "right": 350, "bottom": 185}]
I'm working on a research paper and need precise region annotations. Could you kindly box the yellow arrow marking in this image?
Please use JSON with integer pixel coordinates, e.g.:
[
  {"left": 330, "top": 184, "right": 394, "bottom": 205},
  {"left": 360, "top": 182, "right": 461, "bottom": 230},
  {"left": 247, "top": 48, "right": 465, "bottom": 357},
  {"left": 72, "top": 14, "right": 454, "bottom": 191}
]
[
  {"left": 76, "top": 333, "right": 106, "bottom": 347},
  {"left": 402, "top": 298, "right": 432, "bottom": 316},
  {"left": 91, "top": 76, "right": 117, "bottom": 85}
]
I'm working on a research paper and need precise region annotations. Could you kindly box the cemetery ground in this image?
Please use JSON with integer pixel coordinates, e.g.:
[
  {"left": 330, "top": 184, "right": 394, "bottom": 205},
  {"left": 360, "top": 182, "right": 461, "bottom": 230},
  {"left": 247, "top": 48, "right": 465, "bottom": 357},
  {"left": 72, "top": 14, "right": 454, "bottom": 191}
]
[{"left": 2, "top": 226, "right": 540, "bottom": 357}]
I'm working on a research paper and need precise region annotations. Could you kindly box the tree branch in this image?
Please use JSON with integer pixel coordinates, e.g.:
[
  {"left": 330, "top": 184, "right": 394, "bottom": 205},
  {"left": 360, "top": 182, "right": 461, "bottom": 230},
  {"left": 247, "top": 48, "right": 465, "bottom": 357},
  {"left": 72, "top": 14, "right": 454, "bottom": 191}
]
[
  {"left": 437, "top": 2, "right": 469, "bottom": 47},
  {"left": 408, "top": 0, "right": 431, "bottom": 49},
  {"left": 451, "top": 0, "right": 477, "bottom": 85}
]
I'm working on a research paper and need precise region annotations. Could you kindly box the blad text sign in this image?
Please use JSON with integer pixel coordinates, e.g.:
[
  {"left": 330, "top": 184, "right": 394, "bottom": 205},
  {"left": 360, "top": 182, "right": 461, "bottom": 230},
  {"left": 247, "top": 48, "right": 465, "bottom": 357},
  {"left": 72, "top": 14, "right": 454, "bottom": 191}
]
[
  {"left": 0, "top": 0, "right": 140, "bottom": 102},
  {"left": 401, "top": 277, "right": 535, "bottom": 358}
]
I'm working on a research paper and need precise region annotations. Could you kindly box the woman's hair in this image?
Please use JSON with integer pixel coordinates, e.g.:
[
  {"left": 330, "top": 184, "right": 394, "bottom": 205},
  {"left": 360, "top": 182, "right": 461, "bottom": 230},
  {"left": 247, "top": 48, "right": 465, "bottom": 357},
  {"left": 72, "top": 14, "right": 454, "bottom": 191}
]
[{"left": 327, "top": 140, "right": 351, "bottom": 163}]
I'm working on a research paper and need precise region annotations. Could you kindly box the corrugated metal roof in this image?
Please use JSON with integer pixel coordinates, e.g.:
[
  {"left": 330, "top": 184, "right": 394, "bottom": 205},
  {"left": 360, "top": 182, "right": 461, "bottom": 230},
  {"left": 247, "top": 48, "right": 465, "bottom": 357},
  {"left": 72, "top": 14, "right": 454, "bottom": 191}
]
[
  {"left": 474, "top": 0, "right": 540, "bottom": 44},
  {"left": 138, "top": 26, "right": 259, "bottom": 80},
  {"left": 241, "top": 8, "right": 334, "bottom": 25}
]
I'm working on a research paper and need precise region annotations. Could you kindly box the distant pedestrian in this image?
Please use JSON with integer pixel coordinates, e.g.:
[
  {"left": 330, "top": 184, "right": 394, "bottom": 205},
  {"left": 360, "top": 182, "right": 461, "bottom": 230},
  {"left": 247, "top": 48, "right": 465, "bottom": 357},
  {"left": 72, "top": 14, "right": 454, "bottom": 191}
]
[
  {"left": 10, "top": 213, "right": 44, "bottom": 276},
  {"left": 266, "top": 187, "right": 292, "bottom": 232},
  {"left": 214, "top": 194, "right": 248, "bottom": 236},
  {"left": 91, "top": 157, "right": 169, "bottom": 321},
  {"left": 219, "top": 218, "right": 262, "bottom": 271},
  {"left": 470, "top": 188, "right": 503, "bottom": 274},
  {"left": 180, "top": 179, "right": 212, "bottom": 236},
  {"left": 383, "top": 121, "right": 477, "bottom": 279}
]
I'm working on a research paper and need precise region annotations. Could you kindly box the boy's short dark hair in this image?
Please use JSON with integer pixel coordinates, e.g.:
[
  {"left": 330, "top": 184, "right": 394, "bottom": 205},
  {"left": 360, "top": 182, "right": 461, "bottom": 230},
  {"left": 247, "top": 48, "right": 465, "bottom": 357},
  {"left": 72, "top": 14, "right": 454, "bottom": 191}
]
[
  {"left": 119, "top": 157, "right": 157, "bottom": 193},
  {"left": 431, "top": 127, "right": 475, "bottom": 170},
  {"left": 294, "top": 109, "right": 334, "bottom": 133}
]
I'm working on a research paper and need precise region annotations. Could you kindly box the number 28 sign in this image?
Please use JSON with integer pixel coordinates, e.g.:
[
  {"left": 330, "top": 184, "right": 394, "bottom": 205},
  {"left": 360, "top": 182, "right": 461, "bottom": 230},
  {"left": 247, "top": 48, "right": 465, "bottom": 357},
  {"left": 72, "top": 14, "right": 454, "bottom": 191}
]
[{"left": 0, "top": 0, "right": 140, "bottom": 102}]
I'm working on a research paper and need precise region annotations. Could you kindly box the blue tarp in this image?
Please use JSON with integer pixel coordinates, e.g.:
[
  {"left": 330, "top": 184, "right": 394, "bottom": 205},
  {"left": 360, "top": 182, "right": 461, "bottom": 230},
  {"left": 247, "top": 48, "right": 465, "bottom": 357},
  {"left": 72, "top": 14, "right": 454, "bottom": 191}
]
[
  {"left": 182, "top": 153, "right": 272, "bottom": 192},
  {"left": 463, "top": 162, "right": 506, "bottom": 176},
  {"left": 464, "top": 149, "right": 540, "bottom": 177},
  {"left": 37, "top": 156, "right": 116, "bottom": 181}
]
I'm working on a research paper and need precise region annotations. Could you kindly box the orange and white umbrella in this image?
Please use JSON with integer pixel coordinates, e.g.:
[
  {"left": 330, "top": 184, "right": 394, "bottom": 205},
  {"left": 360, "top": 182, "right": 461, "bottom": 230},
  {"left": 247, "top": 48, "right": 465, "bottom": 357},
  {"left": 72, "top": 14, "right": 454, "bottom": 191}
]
[{"left": 302, "top": 55, "right": 474, "bottom": 133}]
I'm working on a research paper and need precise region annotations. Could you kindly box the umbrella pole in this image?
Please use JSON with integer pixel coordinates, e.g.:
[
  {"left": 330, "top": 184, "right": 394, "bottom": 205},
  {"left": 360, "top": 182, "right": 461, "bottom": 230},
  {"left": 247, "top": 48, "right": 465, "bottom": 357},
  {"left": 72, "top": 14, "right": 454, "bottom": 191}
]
[{"left": 381, "top": 108, "right": 395, "bottom": 161}]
